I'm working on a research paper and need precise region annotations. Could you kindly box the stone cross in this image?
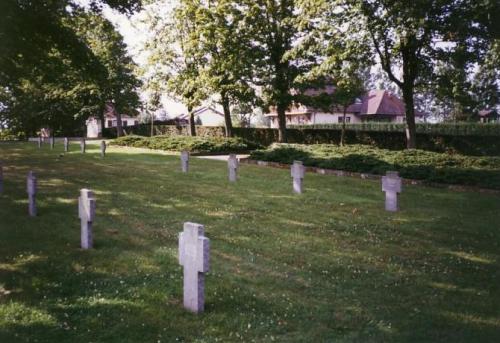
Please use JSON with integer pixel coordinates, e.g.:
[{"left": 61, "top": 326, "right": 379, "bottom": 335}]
[
  {"left": 100, "top": 141, "right": 106, "bottom": 157},
  {"left": 27, "top": 171, "right": 37, "bottom": 216},
  {"left": 80, "top": 138, "right": 86, "bottom": 153},
  {"left": 181, "top": 150, "right": 189, "bottom": 173},
  {"left": 291, "top": 160, "right": 305, "bottom": 194},
  {"left": 0, "top": 161, "right": 3, "bottom": 194},
  {"left": 64, "top": 137, "right": 69, "bottom": 152},
  {"left": 227, "top": 154, "right": 238, "bottom": 182},
  {"left": 179, "top": 222, "right": 210, "bottom": 313},
  {"left": 382, "top": 171, "right": 402, "bottom": 212},
  {"left": 50, "top": 137, "right": 55, "bottom": 149},
  {"left": 37, "top": 136, "right": 42, "bottom": 149},
  {"left": 78, "top": 189, "right": 96, "bottom": 249}
]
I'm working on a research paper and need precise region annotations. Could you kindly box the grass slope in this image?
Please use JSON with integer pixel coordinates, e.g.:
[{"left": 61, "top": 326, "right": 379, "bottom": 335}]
[
  {"left": 0, "top": 142, "right": 499, "bottom": 342},
  {"left": 250, "top": 144, "right": 500, "bottom": 190}
]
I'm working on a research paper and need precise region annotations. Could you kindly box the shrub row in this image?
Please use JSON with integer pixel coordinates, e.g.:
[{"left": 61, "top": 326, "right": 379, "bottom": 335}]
[
  {"left": 104, "top": 125, "right": 500, "bottom": 156},
  {"left": 110, "top": 135, "right": 260, "bottom": 155},
  {"left": 290, "top": 122, "right": 500, "bottom": 136},
  {"left": 250, "top": 144, "right": 500, "bottom": 190}
]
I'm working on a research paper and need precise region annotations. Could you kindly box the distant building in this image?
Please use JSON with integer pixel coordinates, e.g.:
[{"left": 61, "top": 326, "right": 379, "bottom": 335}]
[
  {"left": 174, "top": 106, "right": 225, "bottom": 127},
  {"left": 86, "top": 114, "right": 139, "bottom": 138},
  {"left": 265, "top": 89, "right": 424, "bottom": 127},
  {"left": 478, "top": 109, "right": 499, "bottom": 123}
]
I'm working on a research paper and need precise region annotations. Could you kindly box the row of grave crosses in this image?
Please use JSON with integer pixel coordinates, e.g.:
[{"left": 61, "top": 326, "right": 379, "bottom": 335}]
[{"left": 37, "top": 137, "right": 106, "bottom": 156}]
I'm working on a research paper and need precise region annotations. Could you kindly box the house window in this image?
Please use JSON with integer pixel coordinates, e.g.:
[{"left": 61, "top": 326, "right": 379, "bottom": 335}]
[
  {"left": 123, "top": 120, "right": 128, "bottom": 127},
  {"left": 134, "top": 121, "right": 139, "bottom": 125},
  {"left": 338, "top": 116, "right": 351, "bottom": 123},
  {"left": 107, "top": 120, "right": 112, "bottom": 127}
]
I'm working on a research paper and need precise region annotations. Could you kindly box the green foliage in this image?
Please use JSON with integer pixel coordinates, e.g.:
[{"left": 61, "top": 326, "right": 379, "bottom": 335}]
[
  {"left": 0, "top": 129, "right": 23, "bottom": 141},
  {"left": 251, "top": 143, "right": 500, "bottom": 189},
  {"left": 111, "top": 135, "right": 260, "bottom": 154}
]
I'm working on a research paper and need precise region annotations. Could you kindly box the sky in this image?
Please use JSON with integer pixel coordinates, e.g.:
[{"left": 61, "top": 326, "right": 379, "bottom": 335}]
[{"left": 78, "top": 0, "right": 187, "bottom": 117}]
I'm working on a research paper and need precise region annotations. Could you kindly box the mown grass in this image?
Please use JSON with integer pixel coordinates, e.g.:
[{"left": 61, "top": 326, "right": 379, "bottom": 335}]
[
  {"left": 250, "top": 143, "right": 500, "bottom": 190},
  {"left": 0, "top": 142, "right": 499, "bottom": 343}
]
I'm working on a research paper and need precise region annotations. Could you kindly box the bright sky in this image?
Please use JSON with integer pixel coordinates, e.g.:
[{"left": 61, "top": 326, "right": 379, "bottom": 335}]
[{"left": 77, "top": 0, "right": 187, "bottom": 116}]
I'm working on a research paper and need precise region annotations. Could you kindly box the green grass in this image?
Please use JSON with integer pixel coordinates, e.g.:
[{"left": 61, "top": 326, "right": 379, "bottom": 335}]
[
  {"left": 111, "top": 135, "right": 260, "bottom": 155},
  {"left": 0, "top": 142, "right": 499, "bottom": 342},
  {"left": 250, "top": 143, "right": 500, "bottom": 190}
]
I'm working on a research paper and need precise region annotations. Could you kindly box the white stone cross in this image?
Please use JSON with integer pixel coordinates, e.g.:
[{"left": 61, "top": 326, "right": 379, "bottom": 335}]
[
  {"left": 27, "top": 171, "right": 37, "bottom": 216},
  {"left": 100, "top": 141, "right": 106, "bottom": 157},
  {"left": 179, "top": 222, "right": 210, "bottom": 313},
  {"left": 37, "top": 136, "right": 42, "bottom": 149},
  {"left": 80, "top": 138, "right": 86, "bottom": 153},
  {"left": 382, "top": 171, "right": 402, "bottom": 212},
  {"left": 50, "top": 137, "right": 55, "bottom": 149},
  {"left": 64, "top": 137, "right": 69, "bottom": 152},
  {"left": 291, "top": 160, "right": 305, "bottom": 194},
  {"left": 78, "top": 188, "right": 96, "bottom": 249},
  {"left": 227, "top": 154, "right": 238, "bottom": 182},
  {"left": 0, "top": 161, "right": 3, "bottom": 194},
  {"left": 181, "top": 150, "right": 189, "bottom": 173}
]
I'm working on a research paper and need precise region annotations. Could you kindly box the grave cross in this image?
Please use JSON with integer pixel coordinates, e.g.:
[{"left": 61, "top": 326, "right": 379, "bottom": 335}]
[
  {"left": 181, "top": 150, "right": 189, "bottom": 173},
  {"left": 27, "top": 171, "right": 37, "bottom": 216},
  {"left": 80, "top": 138, "right": 86, "bottom": 153},
  {"left": 78, "top": 188, "right": 96, "bottom": 249},
  {"left": 227, "top": 154, "right": 238, "bottom": 182},
  {"left": 179, "top": 222, "right": 210, "bottom": 313},
  {"left": 0, "top": 161, "right": 3, "bottom": 194},
  {"left": 291, "top": 160, "right": 305, "bottom": 194},
  {"left": 382, "top": 171, "right": 402, "bottom": 212},
  {"left": 64, "top": 137, "right": 69, "bottom": 152},
  {"left": 50, "top": 137, "right": 55, "bottom": 149},
  {"left": 100, "top": 141, "right": 106, "bottom": 157}
]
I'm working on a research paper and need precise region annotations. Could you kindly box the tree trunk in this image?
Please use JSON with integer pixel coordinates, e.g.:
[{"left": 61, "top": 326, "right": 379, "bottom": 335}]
[
  {"left": 221, "top": 93, "right": 233, "bottom": 137},
  {"left": 340, "top": 105, "right": 347, "bottom": 146},
  {"left": 99, "top": 104, "right": 105, "bottom": 138},
  {"left": 150, "top": 111, "right": 154, "bottom": 137},
  {"left": 188, "top": 105, "right": 196, "bottom": 136},
  {"left": 115, "top": 109, "right": 124, "bottom": 137},
  {"left": 276, "top": 104, "right": 287, "bottom": 143},
  {"left": 402, "top": 85, "right": 417, "bottom": 149}
]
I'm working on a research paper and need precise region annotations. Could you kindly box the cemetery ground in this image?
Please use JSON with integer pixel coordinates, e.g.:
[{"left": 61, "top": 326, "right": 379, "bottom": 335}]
[{"left": 0, "top": 142, "right": 499, "bottom": 343}]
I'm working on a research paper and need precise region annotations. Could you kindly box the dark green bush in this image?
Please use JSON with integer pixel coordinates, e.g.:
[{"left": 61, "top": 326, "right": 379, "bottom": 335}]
[
  {"left": 111, "top": 135, "right": 260, "bottom": 155},
  {"left": 250, "top": 144, "right": 500, "bottom": 189}
]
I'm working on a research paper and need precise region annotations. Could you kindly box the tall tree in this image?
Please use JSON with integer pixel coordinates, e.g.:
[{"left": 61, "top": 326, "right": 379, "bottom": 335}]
[
  {"left": 309, "top": 0, "right": 497, "bottom": 148},
  {"left": 239, "top": 0, "right": 309, "bottom": 142},
  {"left": 142, "top": 0, "right": 206, "bottom": 136},
  {"left": 195, "top": 0, "right": 256, "bottom": 137}
]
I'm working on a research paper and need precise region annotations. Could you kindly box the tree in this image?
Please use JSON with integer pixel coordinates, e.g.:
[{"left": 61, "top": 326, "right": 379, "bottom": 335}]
[
  {"left": 195, "top": 0, "right": 256, "bottom": 137},
  {"left": 239, "top": 0, "right": 310, "bottom": 142},
  {"left": 0, "top": 0, "right": 141, "bottom": 135},
  {"left": 312, "top": 0, "right": 497, "bottom": 148}
]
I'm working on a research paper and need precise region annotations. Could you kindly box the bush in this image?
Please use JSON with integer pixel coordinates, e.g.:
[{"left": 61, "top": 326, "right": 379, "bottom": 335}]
[
  {"left": 250, "top": 144, "right": 500, "bottom": 189},
  {"left": 110, "top": 135, "right": 260, "bottom": 155},
  {"left": 0, "top": 129, "right": 24, "bottom": 141}
]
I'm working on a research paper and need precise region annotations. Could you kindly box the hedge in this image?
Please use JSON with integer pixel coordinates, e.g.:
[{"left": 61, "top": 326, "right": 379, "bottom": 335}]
[
  {"left": 104, "top": 124, "right": 500, "bottom": 156},
  {"left": 110, "top": 135, "right": 260, "bottom": 155},
  {"left": 250, "top": 144, "right": 500, "bottom": 190}
]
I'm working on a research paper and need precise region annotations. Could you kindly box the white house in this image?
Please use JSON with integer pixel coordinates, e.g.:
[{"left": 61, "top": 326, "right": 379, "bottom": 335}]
[
  {"left": 265, "top": 89, "right": 424, "bottom": 127},
  {"left": 86, "top": 114, "right": 139, "bottom": 138}
]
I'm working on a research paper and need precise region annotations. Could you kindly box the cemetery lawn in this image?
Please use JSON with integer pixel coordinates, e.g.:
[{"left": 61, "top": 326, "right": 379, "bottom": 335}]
[{"left": 1, "top": 142, "right": 499, "bottom": 343}]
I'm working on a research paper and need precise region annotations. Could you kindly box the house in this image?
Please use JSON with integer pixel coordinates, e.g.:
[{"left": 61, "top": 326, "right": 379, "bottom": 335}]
[
  {"left": 478, "top": 109, "right": 499, "bottom": 123},
  {"left": 265, "top": 89, "right": 423, "bottom": 127},
  {"left": 86, "top": 114, "right": 139, "bottom": 138},
  {"left": 174, "top": 106, "right": 225, "bottom": 127}
]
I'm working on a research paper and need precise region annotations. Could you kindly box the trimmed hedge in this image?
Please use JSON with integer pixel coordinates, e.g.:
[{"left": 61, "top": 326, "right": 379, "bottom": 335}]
[
  {"left": 104, "top": 124, "right": 500, "bottom": 156},
  {"left": 250, "top": 143, "right": 500, "bottom": 190},
  {"left": 110, "top": 135, "right": 260, "bottom": 155}
]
